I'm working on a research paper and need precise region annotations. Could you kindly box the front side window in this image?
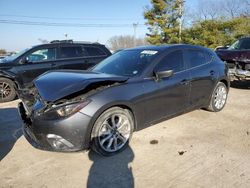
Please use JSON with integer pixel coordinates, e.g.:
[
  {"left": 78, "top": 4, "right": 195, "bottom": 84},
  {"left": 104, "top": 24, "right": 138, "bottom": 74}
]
[
  {"left": 155, "top": 50, "right": 184, "bottom": 73},
  {"left": 60, "top": 46, "right": 87, "bottom": 58},
  {"left": 185, "top": 50, "right": 207, "bottom": 68},
  {"left": 27, "top": 48, "right": 56, "bottom": 62}
]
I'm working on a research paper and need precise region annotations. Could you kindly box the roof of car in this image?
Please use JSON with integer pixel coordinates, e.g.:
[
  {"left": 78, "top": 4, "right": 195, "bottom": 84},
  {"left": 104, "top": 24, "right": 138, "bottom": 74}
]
[{"left": 125, "top": 44, "right": 208, "bottom": 51}]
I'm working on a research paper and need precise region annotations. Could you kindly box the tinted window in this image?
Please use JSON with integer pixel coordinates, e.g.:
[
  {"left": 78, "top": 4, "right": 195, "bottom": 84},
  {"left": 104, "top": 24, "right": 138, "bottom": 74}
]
[
  {"left": 60, "top": 46, "right": 87, "bottom": 58},
  {"left": 155, "top": 50, "right": 184, "bottom": 73},
  {"left": 85, "top": 47, "right": 106, "bottom": 56},
  {"left": 240, "top": 38, "right": 250, "bottom": 49},
  {"left": 185, "top": 50, "right": 207, "bottom": 68},
  {"left": 93, "top": 49, "right": 158, "bottom": 77},
  {"left": 27, "top": 48, "right": 56, "bottom": 62}
]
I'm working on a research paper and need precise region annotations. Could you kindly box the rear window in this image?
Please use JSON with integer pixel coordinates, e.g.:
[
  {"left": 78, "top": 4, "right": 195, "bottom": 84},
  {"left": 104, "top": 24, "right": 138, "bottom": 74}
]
[
  {"left": 60, "top": 46, "right": 88, "bottom": 58},
  {"left": 185, "top": 49, "right": 210, "bottom": 68},
  {"left": 84, "top": 46, "right": 106, "bottom": 56}
]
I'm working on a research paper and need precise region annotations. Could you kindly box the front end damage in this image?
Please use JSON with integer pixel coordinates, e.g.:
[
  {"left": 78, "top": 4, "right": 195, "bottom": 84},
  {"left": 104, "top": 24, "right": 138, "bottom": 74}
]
[
  {"left": 17, "top": 72, "right": 127, "bottom": 152},
  {"left": 227, "top": 61, "right": 250, "bottom": 81}
]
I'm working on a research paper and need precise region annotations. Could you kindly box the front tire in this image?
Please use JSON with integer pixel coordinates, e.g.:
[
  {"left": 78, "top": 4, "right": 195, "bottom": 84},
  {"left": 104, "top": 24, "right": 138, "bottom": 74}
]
[
  {"left": 90, "top": 107, "right": 134, "bottom": 156},
  {"left": 0, "top": 78, "right": 16, "bottom": 103},
  {"left": 207, "top": 82, "right": 228, "bottom": 112}
]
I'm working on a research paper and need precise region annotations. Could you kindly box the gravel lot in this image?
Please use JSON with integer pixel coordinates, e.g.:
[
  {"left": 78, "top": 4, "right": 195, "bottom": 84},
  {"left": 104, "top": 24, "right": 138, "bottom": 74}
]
[{"left": 0, "top": 81, "right": 250, "bottom": 188}]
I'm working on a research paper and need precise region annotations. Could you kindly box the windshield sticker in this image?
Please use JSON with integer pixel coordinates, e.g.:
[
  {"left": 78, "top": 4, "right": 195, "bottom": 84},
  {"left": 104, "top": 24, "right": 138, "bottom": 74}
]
[{"left": 140, "top": 50, "right": 158, "bottom": 55}]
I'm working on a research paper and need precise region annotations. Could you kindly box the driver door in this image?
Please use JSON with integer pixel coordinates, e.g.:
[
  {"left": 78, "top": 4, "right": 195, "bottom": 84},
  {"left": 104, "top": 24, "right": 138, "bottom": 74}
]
[
  {"left": 15, "top": 47, "right": 58, "bottom": 86},
  {"left": 142, "top": 50, "right": 191, "bottom": 124}
]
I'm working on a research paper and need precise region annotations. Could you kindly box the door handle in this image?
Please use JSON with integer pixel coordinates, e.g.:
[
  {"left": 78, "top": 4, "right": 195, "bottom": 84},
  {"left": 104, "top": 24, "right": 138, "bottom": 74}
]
[
  {"left": 210, "top": 70, "right": 215, "bottom": 76},
  {"left": 51, "top": 62, "right": 56, "bottom": 66}
]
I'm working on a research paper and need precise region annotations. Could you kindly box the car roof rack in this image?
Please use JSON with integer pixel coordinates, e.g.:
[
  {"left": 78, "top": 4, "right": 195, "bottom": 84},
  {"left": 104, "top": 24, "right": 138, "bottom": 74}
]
[
  {"left": 50, "top": 40, "right": 101, "bottom": 45},
  {"left": 50, "top": 40, "right": 74, "bottom": 44}
]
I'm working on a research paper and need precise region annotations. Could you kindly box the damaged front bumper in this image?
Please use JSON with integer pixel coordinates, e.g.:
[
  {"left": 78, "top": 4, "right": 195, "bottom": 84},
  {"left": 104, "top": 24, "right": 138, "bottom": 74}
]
[
  {"left": 18, "top": 102, "right": 92, "bottom": 152},
  {"left": 229, "top": 68, "right": 250, "bottom": 81}
]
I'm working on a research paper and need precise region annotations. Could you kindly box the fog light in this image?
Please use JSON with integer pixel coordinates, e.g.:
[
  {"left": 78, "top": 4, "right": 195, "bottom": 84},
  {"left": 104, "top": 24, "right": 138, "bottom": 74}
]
[{"left": 47, "top": 134, "right": 74, "bottom": 150}]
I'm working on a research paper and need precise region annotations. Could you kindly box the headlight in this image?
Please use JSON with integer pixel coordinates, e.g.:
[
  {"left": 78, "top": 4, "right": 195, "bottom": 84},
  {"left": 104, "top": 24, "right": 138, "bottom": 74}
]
[{"left": 43, "top": 100, "right": 90, "bottom": 119}]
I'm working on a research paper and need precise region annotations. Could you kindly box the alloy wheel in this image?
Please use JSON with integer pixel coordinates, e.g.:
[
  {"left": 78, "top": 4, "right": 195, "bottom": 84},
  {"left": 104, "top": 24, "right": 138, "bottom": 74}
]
[
  {"left": 214, "top": 85, "right": 227, "bottom": 110},
  {"left": 98, "top": 113, "right": 132, "bottom": 153},
  {"left": 0, "top": 81, "right": 12, "bottom": 100}
]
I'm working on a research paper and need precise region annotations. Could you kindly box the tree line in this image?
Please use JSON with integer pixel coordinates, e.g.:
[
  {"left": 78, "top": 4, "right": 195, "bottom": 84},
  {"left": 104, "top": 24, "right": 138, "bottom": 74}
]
[{"left": 144, "top": 0, "right": 250, "bottom": 49}]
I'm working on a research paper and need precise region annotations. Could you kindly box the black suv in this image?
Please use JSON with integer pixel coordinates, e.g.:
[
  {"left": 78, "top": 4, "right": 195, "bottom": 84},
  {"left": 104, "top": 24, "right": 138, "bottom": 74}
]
[{"left": 0, "top": 40, "right": 111, "bottom": 102}]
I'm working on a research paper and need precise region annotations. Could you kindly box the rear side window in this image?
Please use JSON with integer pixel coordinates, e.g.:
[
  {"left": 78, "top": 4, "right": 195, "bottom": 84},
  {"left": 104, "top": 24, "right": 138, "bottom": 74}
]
[
  {"left": 185, "top": 49, "right": 209, "bottom": 68},
  {"left": 60, "top": 46, "right": 88, "bottom": 58},
  {"left": 155, "top": 50, "right": 185, "bottom": 73},
  {"left": 84, "top": 46, "right": 106, "bottom": 56}
]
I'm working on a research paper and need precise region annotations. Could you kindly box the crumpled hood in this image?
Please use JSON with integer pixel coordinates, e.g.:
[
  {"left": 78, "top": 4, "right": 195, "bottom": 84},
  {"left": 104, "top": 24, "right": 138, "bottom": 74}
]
[
  {"left": 34, "top": 70, "right": 128, "bottom": 102},
  {"left": 216, "top": 49, "right": 250, "bottom": 63}
]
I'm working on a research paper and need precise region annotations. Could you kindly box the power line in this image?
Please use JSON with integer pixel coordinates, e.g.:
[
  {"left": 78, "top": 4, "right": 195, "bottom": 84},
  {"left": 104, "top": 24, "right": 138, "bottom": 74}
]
[
  {"left": 0, "top": 14, "right": 145, "bottom": 21},
  {"left": 0, "top": 19, "right": 145, "bottom": 28}
]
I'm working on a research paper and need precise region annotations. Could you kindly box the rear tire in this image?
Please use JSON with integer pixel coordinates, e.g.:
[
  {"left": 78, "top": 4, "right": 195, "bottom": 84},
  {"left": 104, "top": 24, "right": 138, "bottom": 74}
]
[
  {"left": 90, "top": 107, "right": 134, "bottom": 156},
  {"left": 0, "top": 78, "right": 16, "bottom": 103},
  {"left": 207, "top": 82, "right": 228, "bottom": 112}
]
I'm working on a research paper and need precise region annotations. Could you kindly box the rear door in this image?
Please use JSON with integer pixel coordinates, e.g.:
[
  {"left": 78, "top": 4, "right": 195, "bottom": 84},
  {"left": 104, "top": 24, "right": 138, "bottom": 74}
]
[
  {"left": 56, "top": 45, "right": 108, "bottom": 70},
  {"left": 184, "top": 49, "right": 216, "bottom": 108},
  {"left": 84, "top": 46, "right": 109, "bottom": 68},
  {"left": 57, "top": 44, "right": 90, "bottom": 70}
]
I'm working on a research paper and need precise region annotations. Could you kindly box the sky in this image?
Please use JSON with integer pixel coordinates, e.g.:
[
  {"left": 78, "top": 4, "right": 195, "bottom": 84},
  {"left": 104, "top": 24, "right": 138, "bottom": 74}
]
[{"left": 0, "top": 0, "right": 198, "bottom": 51}]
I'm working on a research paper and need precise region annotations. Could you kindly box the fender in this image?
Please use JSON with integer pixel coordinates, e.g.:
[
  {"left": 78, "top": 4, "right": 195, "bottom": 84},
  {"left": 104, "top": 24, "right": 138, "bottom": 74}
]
[
  {"left": 0, "top": 70, "right": 20, "bottom": 88},
  {"left": 81, "top": 100, "right": 137, "bottom": 149},
  {"left": 0, "top": 70, "right": 16, "bottom": 79}
]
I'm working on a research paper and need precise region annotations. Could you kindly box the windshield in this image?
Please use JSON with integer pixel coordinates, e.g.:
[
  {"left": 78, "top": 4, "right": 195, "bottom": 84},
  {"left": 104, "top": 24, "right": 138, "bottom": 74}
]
[
  {"left": 2, "top": 48, "right": 31, "bottom": 62},
  {"left": 93, "top": 49, "right": 159, "bottom": 77},
  {"left": 228, "top": 40, "right": 240, "bottom": 50}
]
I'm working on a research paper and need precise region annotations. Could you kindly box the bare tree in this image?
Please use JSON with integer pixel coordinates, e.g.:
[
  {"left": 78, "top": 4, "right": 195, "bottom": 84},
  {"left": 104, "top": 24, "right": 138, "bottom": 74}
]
[
  {"left": 189, "top": 0, "right": 249, "bottom": 22},
  {"left": 107, "top": 35, "right": 148, "bottom": 51},
  {"left": 198, "top": 0, "right": 220, "bottom": 20},
  {"left": 242, "top": 0, "right": 250, "bottom": 16},
  {"left": 221, "top": 0, "right": 241, "bottom": 18}
]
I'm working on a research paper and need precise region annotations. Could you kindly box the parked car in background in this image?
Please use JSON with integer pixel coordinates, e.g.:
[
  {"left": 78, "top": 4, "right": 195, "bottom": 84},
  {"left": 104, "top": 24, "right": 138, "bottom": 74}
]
[
  {"left": 215, "top": 37, "right": 250, "bottom": 81},
  {"left": 18, "top": 44, "right": 229, "bottom": 156},
  {"left": 0, "top": 40, "right": 111, "bottom": 102}
]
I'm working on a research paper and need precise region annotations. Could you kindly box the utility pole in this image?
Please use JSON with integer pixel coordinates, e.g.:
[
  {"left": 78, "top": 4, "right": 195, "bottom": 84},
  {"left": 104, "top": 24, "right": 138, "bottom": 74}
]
[
  {"left": 178, "top": 0, "right": 185, "bottom": 43},
  {"left": 133, "top": 23, "right": 139, "bottom": 46}
]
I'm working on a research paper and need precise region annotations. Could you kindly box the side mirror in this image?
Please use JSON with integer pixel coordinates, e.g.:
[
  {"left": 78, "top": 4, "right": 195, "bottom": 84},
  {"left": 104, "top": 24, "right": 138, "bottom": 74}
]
[
  {"left": 154, "top": 70, "right": 173, "bottom": 81},
  {"left": 19, "top": 57, "right": 29, "bottom": 64}
]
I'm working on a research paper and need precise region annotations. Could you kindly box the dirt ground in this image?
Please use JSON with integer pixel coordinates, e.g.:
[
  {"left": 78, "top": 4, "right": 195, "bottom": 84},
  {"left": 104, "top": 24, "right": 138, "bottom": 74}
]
[{"left": 0, "top": 81, "right": 250, "bottom": 188}]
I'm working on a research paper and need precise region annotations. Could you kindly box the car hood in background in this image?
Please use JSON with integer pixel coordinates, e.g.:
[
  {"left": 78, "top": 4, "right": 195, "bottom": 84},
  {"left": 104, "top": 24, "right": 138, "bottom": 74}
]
[
  {"left": 34, "top": 70, "right": 128, "bottom": 102},
  {"left": 216, "top": 49, "right": 250, "bottom": 63}
]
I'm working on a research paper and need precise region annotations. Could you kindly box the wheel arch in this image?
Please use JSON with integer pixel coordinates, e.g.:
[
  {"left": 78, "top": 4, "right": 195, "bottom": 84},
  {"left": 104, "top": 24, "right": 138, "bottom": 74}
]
[
  {"left": 83, "top": 101, "right": 137, "bottom": 149},
  {"left": 219, "top": 79, "right": 230, "bottom": 90},
  {"left": 0, "top": 71, "right": 19, "bottom": 88}
]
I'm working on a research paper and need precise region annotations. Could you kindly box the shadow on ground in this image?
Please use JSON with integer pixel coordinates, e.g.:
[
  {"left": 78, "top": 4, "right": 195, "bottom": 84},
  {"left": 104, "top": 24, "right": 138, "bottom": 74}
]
[
  {"left": 0, "top": 108, "right": 23, "bottom": 161},
  {"left": 87, "top": 146, "right": 134, "bottom": 188},
  {"left": 230, "top": 80, "right": 250, "bottom": 89}
]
